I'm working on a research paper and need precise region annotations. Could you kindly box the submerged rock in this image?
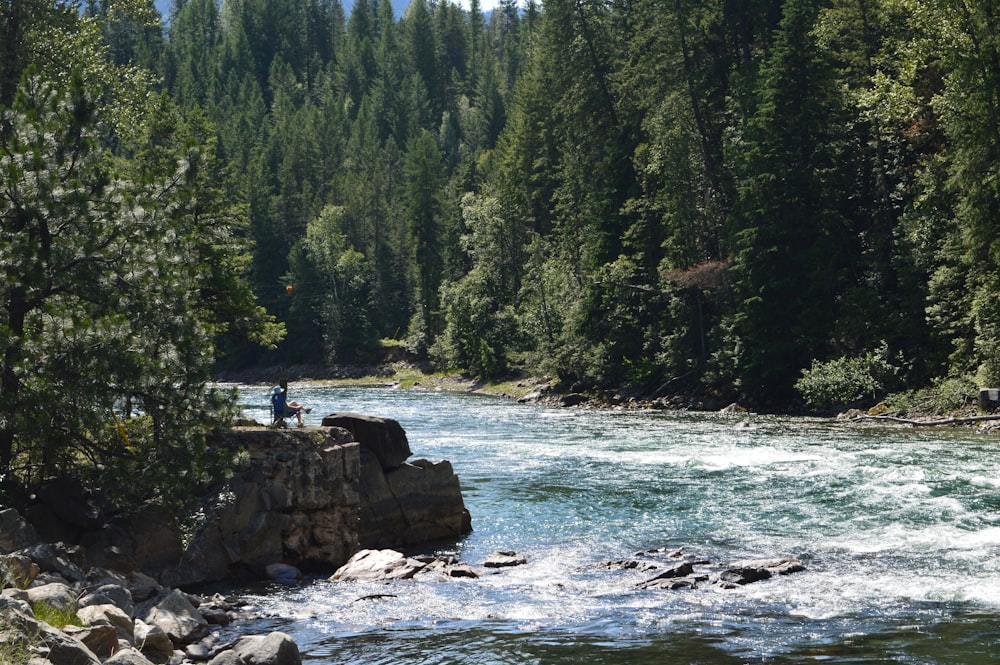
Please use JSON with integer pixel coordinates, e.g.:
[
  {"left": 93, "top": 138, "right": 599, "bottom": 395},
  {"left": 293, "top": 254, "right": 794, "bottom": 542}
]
[
  {"left": 632, "top": 550, "right": 806, "bottom": 592},
  {"left": 713, "top": 557, "right": 806, "bottom": 587}
]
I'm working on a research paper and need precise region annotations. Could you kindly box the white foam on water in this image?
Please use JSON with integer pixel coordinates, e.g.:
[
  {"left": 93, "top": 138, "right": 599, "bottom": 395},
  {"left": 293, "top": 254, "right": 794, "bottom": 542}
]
[{"left": 229, "top": 386, "right": 1000, "bottom": 663}]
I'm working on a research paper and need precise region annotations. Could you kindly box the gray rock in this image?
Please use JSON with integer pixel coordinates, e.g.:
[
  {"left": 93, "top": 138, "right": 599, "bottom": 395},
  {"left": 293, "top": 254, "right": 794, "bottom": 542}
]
[
  {"left": 331, "top": 549, "right": 426, "bottom": 582},
  {"left": 320, "top": 413, "right": 411, "bottom": 470},
  {"left": 77, "top": 603, "right": 134, "bottom": 643},
  {"left": 714, "top": 557, "right": 806, "bottom": 586},
  {"left": 34, "top": 622, "right": 102, "bottom": 665},
  {"left": 358, "top": 456, "right": 471, "bottom": 549},
  {"left": 18, "top": 543, "right": 85, "bottom": 583},
  {"left": 1, "top": 553, "right": 40, "bottom": 589},
  {"left": 26, "top": 582, "right": 76, "bottom": 612},
  {"left": 636, "top": 561, "right": 695, "bottom": 589},
  {"left": 174, "top": 428, "right": 361, "bottom": 585},
  {"left": 185, "top": 642, "right": 213, "bottom": 661},
  {"left": 1, "top": 588, "right": 32, "bottom": 613},
  {"left": 104, "top": 647, "right": 157, "bottom": 665},
  {"left": 127, "top": 572, "right": 162, "bottom": 603},
  {"left": 79, "top": 583, "right": 134, "bottom": 618},
  {"left": 483, "top": 551, "right": 527, "bottom": 568},
  {"left": 0, "top": 508, "right": 40, "bottom": 554},
  {"left": 207, "top": 651, "right": 247, "bottom": 665},
  {"left": 63, "top": 623, "right": 119, "bottom": 660},
  {"left": 134, "top": 618, "right": 175, "bottom": 661},
  {"left": 231, "top": 632, "right": 301, "bottom": 665},
  {"left": 139, "top": 589, "right": 208, "bottom": 646}
]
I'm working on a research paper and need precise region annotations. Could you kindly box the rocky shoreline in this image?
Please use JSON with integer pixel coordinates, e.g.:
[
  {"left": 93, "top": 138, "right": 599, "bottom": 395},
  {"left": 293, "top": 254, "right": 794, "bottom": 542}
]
[
  {"left": 1, "top": 414, "right": 471, "bottom": 664},
  {"left": 1, "top": 536, "right": 299, "bottom": 665}
]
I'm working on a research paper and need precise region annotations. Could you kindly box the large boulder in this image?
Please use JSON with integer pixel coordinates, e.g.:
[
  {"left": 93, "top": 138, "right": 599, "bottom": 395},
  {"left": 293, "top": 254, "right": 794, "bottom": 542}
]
[
  {"left": 18, "top": 543, "right": 85, "bottom": 583},
  {"left": 133, "top": 619, "right": 174, "bottom": 662},
  {"left": 32, "top": 620, "right": 102, "bottom": 665},
  {"left": 78, "top": 583, "right": 134, "bottom": 618},
  {"left": 321, "top": 413, "right": 411, "bottom": 470},
  {"left": 172, "top": 427, "right": 360, "bottom": 584},
  {"left": 231, "top": 631, "right": 301, "bottom": 665},
  {"left": 331, "top": 549, "right": 426, "bottom": 582},
  {"left": 359, "top": 457, "right": 471, "bottom": 548},
  {"left": 63, "top": 623, "right": 120, "bottom": 660},
  {"left": 26, "top": 582, "right": 76, "bottom": 612},
  {"left": 139, "top": 589, "right": 208, "bottom": 646},
  {"left": 77, "top": 603, "right": 135, "bottom": 643}
]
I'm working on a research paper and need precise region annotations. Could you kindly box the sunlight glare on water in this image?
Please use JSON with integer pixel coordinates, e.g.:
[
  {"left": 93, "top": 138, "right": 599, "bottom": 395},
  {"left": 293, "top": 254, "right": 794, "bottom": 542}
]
[{"left": 224, "top": 384, "right": 1000, "bottom": 663}]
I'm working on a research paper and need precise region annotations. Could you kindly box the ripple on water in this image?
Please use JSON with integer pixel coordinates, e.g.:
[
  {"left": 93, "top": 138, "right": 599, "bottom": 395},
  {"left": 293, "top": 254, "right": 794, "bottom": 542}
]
[{"left": 225, "top": 385, "right": 1000, "bottom": 664}]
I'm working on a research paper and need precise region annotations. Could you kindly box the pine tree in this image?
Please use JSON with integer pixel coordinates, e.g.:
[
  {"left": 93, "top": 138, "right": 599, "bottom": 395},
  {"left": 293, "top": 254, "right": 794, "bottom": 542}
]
[{"left": 732, "top": 0, "right": 854, "bottom": 402}]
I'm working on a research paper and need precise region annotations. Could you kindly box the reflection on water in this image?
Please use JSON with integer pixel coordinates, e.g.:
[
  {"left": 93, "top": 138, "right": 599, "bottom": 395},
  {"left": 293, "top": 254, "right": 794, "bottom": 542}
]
[{"left": 222, "top": 385, "right": 1000, "bottom": 664}]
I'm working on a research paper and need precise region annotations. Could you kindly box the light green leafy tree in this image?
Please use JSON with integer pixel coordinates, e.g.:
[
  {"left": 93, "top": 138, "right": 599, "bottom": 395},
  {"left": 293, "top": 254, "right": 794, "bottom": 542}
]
[{"left": 0, "top": 63, "right": 281, "bottom": 508}]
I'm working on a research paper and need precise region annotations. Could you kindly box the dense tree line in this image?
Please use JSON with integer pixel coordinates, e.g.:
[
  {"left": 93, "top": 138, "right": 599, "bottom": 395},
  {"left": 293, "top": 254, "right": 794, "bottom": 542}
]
[{"left": 136, "top": 0, "right": 1000, "bottom": 409}]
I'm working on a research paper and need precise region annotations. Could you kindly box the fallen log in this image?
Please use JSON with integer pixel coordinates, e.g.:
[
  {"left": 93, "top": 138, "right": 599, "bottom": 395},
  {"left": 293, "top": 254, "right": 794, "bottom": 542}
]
[{"left": 849, "top": 414, "right": 1000, "bottom": 427}]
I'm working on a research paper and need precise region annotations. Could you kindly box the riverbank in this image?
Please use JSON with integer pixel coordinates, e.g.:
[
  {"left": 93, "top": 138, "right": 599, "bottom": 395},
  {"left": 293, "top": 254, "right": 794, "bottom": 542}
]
[
  {"left": 214, "top": 361, "right": 737, "bottom": 412},
  {"left": 216, "top": 361, "right": 1000, "bottom": 430}
]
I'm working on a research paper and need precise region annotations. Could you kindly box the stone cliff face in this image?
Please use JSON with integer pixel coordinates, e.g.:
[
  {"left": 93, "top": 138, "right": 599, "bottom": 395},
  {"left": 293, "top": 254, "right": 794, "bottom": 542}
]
[
  {"left": 170, "top": 417, "right": 472, "bottom": 585},
  {"left": 11, "top": 417, "right": 472, "bottom": 586},
  {"left": 322, "top": 413, "right": 473, "bottom": 549},
  {"left": 175, "top": 426, "right": 362, "bottom": 585}
]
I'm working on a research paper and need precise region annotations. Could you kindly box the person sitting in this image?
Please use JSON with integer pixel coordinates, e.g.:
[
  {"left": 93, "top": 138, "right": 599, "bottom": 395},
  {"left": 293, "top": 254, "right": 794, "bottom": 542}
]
[{"left": 270, "top": 382, "right": 311, "bottom": 426}]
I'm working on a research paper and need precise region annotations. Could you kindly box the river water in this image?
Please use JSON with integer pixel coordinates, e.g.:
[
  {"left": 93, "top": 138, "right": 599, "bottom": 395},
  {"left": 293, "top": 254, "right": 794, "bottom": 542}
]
[{"left": 228, "top": 384, "right": 1000, "bottom": 663}]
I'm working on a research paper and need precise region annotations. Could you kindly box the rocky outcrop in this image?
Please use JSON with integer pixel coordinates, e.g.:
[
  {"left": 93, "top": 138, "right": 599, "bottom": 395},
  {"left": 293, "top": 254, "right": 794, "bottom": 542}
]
[
  {"left": 322, "top": 413, "right": 473, "bottom": 549},
  {"left": 627, "top": 549, "right": 806, "bottom": 591},
  {"left": 3, "top": 416, "right": 471, "bottom": 589},
  {"left": 173, "top": 426, "right": 361, "bottom": 586}
]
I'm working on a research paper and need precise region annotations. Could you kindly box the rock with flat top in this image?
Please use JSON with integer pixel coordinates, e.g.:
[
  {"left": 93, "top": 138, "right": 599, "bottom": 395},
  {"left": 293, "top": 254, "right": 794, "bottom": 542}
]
[
  {"left": 331, "top": 549, "right": 426, "bottom": 582},
  {"left": 714, "top": 557, "right": 805, "bottom": 586},
  {"left": 484, "top": 551, "right": 527, "bottom": 568}
]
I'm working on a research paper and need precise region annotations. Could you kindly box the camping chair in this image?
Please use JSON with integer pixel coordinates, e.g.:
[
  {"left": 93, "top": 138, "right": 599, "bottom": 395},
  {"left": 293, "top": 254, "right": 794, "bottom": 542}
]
[{"left": 270, "top": 386, "right": 288, "bottom": 427}]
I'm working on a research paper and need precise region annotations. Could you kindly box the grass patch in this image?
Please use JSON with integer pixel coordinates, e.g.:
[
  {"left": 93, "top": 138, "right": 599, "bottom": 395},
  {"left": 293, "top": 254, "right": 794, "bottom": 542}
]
[{"left": 31, "top": 601, "right": 80, "bottom": 630}]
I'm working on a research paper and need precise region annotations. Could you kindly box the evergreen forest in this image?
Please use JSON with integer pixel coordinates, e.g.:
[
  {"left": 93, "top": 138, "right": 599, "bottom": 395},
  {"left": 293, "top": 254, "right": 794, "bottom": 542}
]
[
  {"left": 146, "top": 0, "right": 1000, "bottom": 411},
  {"left": 5, "top": 0, "right": 1000, "bottom": 506}
]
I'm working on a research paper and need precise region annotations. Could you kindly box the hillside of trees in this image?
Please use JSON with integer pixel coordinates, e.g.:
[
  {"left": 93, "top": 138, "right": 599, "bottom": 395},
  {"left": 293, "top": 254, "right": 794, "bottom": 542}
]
[{"left": 10, "top": 0, "right": 1000, "bottom": 430}]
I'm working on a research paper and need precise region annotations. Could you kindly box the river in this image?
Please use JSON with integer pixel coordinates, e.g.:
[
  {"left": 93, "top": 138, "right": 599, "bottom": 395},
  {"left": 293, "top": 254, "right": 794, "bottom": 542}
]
[{"left": 226, "top": 384, "right": 1000, "bottom": 663}]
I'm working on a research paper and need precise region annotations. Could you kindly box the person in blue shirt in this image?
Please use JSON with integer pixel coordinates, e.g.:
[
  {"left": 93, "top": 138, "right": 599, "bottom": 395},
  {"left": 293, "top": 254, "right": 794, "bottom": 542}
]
[{"left": 270, "top": 379, "right": 311, "bottom": 426}]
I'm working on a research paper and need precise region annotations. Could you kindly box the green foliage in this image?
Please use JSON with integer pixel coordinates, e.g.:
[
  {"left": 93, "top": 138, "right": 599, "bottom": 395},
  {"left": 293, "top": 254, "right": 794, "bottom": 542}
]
[
  {"left": 881, "top": 375, "right": 978, "bottom": 417},
  {"left": 30, "top": 601, "right": 81, "bottom": 630},
  {"left": 795, "top": 344, "right": 900, "bottom": 411},
  {"left": 16, "top": 0, "right": 1000, "bottom": 413},
  {"left": 0, "top": 7, "right": 277, "bottom": 509}
]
